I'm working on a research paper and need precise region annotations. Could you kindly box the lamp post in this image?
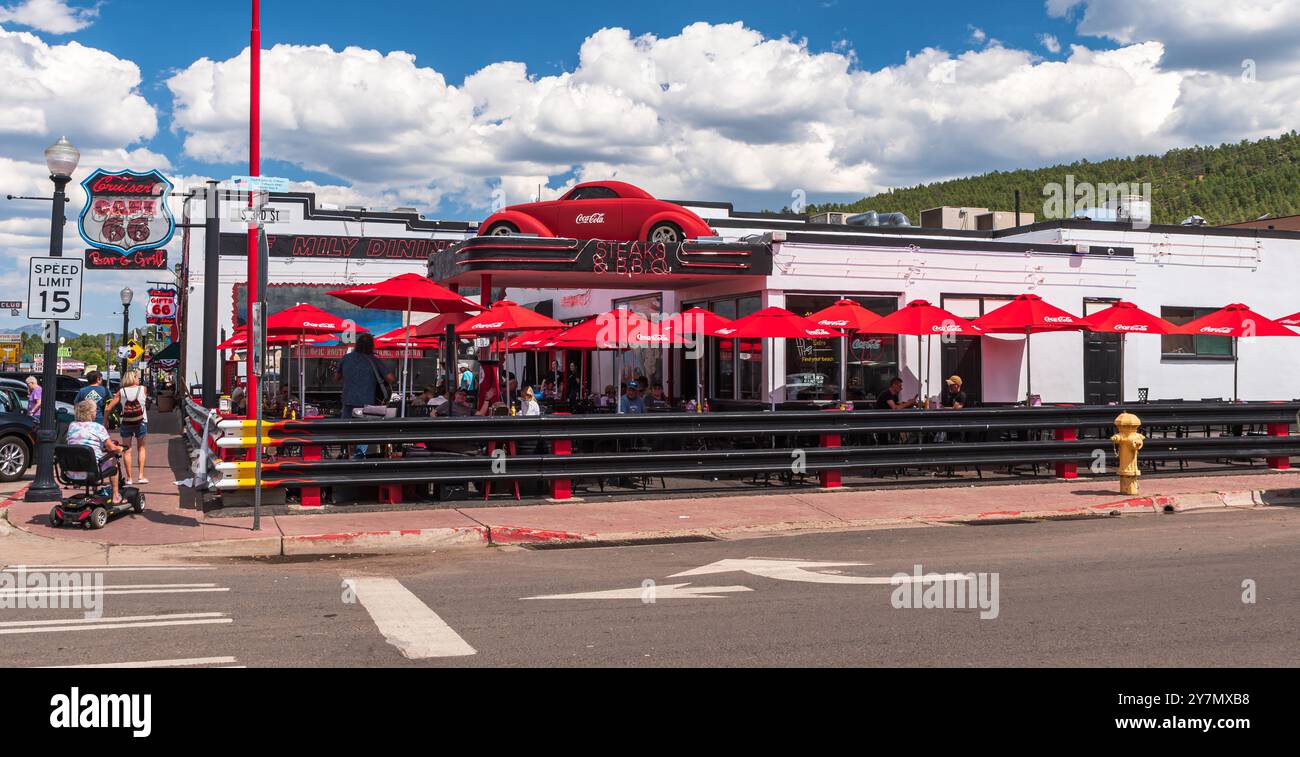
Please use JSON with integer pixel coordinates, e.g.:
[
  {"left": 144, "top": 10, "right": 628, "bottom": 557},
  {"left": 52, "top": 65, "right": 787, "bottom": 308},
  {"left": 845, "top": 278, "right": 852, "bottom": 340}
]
[
  {"left": 24, "top": 137, "right": 79, "bottom": 503},
  {"left": 120, "top": 287, "right": 133, "bottom": 380}
]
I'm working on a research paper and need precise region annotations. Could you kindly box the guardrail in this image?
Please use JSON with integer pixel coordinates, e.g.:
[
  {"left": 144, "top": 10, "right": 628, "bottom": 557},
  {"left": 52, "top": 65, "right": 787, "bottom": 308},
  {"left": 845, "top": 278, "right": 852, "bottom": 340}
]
[
  {"left": 205, "top": 402, "right": 1299, "bottom": 502},
  {"left": 180, "top": 396, "right": 224, "bottom": 489}
]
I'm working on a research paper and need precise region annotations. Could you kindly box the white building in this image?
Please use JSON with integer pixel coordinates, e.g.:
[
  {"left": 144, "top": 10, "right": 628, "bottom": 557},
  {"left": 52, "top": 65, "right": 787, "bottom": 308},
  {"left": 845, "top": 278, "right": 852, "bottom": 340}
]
[{"left": 180, "top": 191, "right": 1300, "bottom": 406}]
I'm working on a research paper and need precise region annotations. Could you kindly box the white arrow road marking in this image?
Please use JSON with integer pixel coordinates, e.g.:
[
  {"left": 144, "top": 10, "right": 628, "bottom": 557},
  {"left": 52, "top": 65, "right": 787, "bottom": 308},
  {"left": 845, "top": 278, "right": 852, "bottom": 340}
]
[
  {"left": 0, "top": 612, "right": 232, "bottom": 635},
  {"left": 523, "top": 583, "right": 753, "bottom": 600},
  {"left": 349, "top": 577, "right": 475, "bottom": 660},
  {"left": 39, "top": 657, "right": 240, "bottom": 669},
  {"left": 671, "top": 558, "right": 974, "bottom": 585}
]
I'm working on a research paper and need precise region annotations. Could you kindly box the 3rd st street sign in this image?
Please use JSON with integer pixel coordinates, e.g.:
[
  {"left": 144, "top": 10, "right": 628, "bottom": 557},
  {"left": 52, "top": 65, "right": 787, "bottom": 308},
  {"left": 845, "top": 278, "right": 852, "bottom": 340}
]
[{"left": 27, "top": 257, "right": 82, "bottom": 321}]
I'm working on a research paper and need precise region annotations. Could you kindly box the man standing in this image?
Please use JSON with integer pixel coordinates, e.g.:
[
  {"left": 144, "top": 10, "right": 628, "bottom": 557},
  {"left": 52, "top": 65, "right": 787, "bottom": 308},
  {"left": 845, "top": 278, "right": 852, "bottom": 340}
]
[
  {"left": 335, "top": 333, "right": 396, "bottom": 420},
  {"left": 75, "top": 371, "right": 112, "bottom": 425}
]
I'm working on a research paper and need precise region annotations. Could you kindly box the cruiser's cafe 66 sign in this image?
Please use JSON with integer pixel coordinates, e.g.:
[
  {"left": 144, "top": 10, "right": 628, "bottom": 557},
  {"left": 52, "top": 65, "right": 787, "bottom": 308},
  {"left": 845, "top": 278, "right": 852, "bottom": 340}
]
[{"left": 77, "top": 168, "right": 175, "bottom": 270}]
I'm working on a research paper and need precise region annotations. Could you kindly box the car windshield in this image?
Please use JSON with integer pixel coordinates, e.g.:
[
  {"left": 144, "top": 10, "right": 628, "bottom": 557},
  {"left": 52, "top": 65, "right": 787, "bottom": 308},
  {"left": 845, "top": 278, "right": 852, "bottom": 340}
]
[{"left": 565, "top": 186, "right": 619, "bottom": 201}]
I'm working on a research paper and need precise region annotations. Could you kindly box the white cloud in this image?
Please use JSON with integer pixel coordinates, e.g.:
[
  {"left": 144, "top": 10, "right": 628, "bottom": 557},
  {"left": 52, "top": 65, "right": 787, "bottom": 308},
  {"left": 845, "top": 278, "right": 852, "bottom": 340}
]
[
  {"left": 0, "top": 0, "right": 97, "bottom": 35},
  {"left": 1047, "top": 0, "right": 1300, "bottom": 74},
  {"left": 1039, "top": 33, "right": 1062, "bottom": 54},
  {"left": 162, "top": 18, "right": 1300, "bottom": 212}
]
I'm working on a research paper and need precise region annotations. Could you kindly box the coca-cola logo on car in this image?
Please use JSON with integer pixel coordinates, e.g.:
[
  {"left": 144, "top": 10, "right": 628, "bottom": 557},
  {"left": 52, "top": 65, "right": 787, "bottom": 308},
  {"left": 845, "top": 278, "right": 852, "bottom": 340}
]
[
  {"left": 78, "top": 168, "right": 176, "bottom": 255},
  {"left": 574, "top": 213, "right": 607, "bottom": 225}
]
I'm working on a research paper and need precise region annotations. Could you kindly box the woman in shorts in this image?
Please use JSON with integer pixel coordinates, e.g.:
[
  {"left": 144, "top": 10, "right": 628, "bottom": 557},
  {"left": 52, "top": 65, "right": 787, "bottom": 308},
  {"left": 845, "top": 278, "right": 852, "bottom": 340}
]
[{"left": 105, "top": 371, "right": 149, "bottom": 485}]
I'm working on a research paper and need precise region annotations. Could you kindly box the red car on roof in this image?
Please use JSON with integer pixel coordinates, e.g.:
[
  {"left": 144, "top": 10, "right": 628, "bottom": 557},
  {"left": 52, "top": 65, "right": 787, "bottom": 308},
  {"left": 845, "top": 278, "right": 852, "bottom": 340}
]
[{"left": 478, "top": 180, "right": 715, "bottom": 244}]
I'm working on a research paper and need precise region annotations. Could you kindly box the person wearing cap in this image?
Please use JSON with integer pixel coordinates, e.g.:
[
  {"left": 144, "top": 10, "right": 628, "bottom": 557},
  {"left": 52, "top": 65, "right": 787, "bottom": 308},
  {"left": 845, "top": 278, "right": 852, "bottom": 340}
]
[
  {"left": 619, "top": 380, "right": 646, "bottom": 414},
  {"left": 941, "top": 376, "right": 968, "bottom": 409}
]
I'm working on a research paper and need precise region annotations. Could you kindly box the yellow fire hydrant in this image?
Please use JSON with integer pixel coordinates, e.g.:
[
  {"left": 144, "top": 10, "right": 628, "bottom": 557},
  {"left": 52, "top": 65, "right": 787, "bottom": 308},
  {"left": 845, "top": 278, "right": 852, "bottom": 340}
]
[{"left": 1111, "top": 412, "right": 1145, "bottom": 495}]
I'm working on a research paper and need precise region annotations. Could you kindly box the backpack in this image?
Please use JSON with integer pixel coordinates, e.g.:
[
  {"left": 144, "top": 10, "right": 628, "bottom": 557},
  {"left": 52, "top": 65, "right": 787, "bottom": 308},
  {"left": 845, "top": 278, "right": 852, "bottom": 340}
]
[{"left": 120, "top": 387, "right": 146, "bottom": 425}]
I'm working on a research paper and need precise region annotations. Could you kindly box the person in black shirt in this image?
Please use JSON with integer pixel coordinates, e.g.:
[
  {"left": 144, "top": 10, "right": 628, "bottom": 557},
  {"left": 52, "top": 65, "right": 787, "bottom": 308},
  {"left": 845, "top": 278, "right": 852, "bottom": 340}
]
[
  {"left": 941, "top": 375, "right": 968, "bottom": 409},
  {"left": 875, "top": 377, "right": 918, "bottom": 410}
]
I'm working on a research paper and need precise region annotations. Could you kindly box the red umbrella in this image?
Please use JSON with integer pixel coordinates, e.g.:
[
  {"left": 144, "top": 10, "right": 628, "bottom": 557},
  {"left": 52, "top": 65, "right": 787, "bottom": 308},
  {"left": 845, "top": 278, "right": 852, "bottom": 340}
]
[
  {"left": 869, "top": 300, "right": 982, "bottom": 405},
  {"left": 329, "top": 275, "right": 481, "bottom": 414},
  {"left": 1176, "top": 304, "right": 1299, "bottom": 401},
  {"left": 552, "top": 311, "right": 688, "bottom": 413},
  {"left": 412, "top": 311, "right": 474, "bottom": 338},
  {"left": 266, "top": 304, "right": 354, "bottom": 335},
  {"left": 375, "top": 327, "right": 441, "bottom": 350},
  {"left": 725, "top": 307, "right": 845, "bottom": 408},
  {"left": 973, "top": 294, "right": 1083, "bottom": 404},
  {"left": 1079, "top": 302, "right": 1177, "bottom": 403},
  {"left": 454, "top": 302, "right": 565, "bottom": 407},
  {"left": 1278, "top": 312, "right": 1300, "bottom": 328},
  {"left": 664, "top": 308, "right": 736, "bottom": 408},
  {"left": 803, "top": 300, "right": 884, "bottom": 404},
  {"left": 806, "top": 299, "right": 883, "bottom": 333}
]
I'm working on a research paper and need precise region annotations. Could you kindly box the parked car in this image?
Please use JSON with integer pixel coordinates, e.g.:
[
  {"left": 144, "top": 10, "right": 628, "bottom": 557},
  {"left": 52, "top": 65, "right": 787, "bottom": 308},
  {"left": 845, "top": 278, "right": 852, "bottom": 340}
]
[
  {"left": 0, "top": 372, "right": 85, "bottom": 406},
  {"left": 0, "top": 387, "right": 37, "bottom": 482},
  {"left": 478, "top": 181, "right": 716, "bottom": 244},
  {"left": 0, "top": 378, "right": 75, "bottom": 417}
]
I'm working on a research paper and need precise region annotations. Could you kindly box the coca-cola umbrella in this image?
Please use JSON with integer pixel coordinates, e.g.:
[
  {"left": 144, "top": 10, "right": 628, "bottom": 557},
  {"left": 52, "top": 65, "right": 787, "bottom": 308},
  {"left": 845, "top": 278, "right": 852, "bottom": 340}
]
[
  {"left": 726, "top": 307, "right": 846, "bottom": 410},
  {"left": 553, "top": 310, "right": 689, "bottom": 413},
  {"left": 973, "top": 294, "right": 1083, "bottom": 405},
  {"left": 1277, "top": 312, "right": 1300, "bottom": 329},
  {"left": 266, "top": 304, "right": 361, "bottom": 412},
  {"left": 869, "top": 300, "right": 982, "bottom": 406},
  {"left": 664, "top": 307, "right": 736, "bottom": 409},
  {"left": 1079, "top": 302, "right": 1177, "bottom": 403},
  {"left": 329, "top": 275, "right": 481, "bottom": 416},
  {"left": 456, "top": 301, "right": 567, "bottom": 408},
  {"left": 1176, "top": 303, "right": 1299, "bottom": 401},
  {"left": 806, "top": 300, "right": 883, "bottom": 403}
]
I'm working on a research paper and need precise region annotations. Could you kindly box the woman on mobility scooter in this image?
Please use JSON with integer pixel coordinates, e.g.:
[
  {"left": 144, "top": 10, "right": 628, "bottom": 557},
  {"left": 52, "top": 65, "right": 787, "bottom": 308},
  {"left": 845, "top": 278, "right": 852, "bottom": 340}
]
[{"left": 65, "top": 399, "right": 127, "bottom": 505}]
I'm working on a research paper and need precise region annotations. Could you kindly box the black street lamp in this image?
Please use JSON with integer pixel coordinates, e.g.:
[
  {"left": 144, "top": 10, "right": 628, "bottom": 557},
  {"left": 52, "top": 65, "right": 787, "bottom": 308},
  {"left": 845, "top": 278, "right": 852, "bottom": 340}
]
[
  {"left": 25, "top": 136, "right": 80, "bottom": 503},
  {"left": 120, "top": 287, "right": 133, "bottom": 380}
]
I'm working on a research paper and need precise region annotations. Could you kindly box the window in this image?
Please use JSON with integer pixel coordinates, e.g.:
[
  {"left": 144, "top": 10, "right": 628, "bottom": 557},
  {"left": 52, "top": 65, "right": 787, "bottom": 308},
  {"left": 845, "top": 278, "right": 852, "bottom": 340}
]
[
  {"left": 736, "top": 295, "right": 763, "bottom": 400},
  {"left": 1161, "top": 307, "right": 1233, "bottom": 358},
  {"left": 784, "top": 294, "right": 900, "bottom": 401},
  {"left": 565, "top": 186, "right": 619, "bottom": 201},
  {"left": 710, "top": 300, "right": 738, "bottom": 400}
]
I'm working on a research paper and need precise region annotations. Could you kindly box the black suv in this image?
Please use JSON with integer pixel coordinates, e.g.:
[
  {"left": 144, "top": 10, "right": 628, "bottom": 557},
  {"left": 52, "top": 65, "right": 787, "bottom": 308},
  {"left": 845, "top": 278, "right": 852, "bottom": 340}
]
[{"left": 0, "top": 386, "right": 37, "bottom": 482}]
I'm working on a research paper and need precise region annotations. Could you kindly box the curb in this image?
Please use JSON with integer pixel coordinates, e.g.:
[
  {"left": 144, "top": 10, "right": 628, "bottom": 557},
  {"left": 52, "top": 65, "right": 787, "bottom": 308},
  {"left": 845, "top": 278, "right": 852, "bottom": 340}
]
[
  {"left": 282, "top": 526, "right": 489, "bottom": 555},
  {"left": 5, "top": 485, "right": 1298, "bottom": 559}
]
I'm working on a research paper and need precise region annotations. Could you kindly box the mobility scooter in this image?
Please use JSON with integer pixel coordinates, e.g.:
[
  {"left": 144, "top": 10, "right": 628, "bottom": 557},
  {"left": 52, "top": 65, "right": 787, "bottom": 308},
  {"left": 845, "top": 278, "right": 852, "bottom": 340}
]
[{"left": 49, "top": 445, "right": 145, "bottom": 530}]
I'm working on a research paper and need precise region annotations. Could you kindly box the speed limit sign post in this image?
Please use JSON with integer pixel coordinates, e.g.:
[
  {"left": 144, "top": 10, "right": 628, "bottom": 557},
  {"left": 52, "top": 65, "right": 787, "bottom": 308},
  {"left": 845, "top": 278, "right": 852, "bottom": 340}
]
[{"left": 27, "top": 257, "right": 83, "bottom": 321}]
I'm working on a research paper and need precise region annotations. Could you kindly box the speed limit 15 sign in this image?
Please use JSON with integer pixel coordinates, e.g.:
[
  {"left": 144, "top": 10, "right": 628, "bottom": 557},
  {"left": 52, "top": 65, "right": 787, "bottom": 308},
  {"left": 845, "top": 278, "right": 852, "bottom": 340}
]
[{"left": 27, "top": 257, "right": 83, "bottom": 321}]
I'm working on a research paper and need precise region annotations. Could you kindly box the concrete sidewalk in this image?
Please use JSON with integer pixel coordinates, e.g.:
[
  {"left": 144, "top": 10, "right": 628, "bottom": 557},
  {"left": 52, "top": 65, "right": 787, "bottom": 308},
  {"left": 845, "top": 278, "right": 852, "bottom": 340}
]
[{"left": 4, "top": 465, "right": 1298, "bottom": 560}]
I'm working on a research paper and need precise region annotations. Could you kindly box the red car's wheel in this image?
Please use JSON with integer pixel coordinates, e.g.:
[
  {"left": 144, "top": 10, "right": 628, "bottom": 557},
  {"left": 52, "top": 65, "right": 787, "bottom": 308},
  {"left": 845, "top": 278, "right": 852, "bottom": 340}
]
[
  {"left": 648, "top": 222, "right": 683, "bottom": 245},
  {"left": 486, "top": 222, "right": 518, "bottom": 237}
]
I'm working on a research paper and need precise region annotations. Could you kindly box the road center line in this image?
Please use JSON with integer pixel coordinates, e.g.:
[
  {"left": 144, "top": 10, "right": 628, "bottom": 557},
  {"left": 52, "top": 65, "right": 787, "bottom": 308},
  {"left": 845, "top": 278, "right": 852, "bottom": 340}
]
[{"left": 350, "top": 577, "right": 476, "bottom": 660}]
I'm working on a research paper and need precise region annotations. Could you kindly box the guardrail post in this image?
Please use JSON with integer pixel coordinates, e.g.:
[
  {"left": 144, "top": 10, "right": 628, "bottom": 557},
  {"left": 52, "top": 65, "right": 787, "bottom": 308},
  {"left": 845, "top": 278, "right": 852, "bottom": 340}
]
[
  {"left": 819, "top": 433, "right": 842, "bottom": 489},
  {"left": 550, "top": 412, "right": 573, "bottom": 500},
  {"left": 1267, "top": 422, "right": 1291, "bottom": 470},
  {"left": 1054, "top": 426, "right": 1078, "bottom": 479},
  {"left": 300, "top": 443, "right": 323, "bottom": 508}
]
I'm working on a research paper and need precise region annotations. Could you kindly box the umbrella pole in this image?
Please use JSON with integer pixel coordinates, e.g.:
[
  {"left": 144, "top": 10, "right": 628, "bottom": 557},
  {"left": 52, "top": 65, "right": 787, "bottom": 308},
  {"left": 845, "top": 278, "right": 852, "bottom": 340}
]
[
  {"left": 1234, "top": 337, "right": 1239, "bottom": 403},
  {"left": 615, "top": 349, "right": 621, "bottom": 414},
  {"left": 839, "top": 335, "right": 847, "bottom": 404},
  {"left": 400, "top": 299, "right": 411, "bottom": 418},
  {"left": 1120, "top": 333, "right": 1126, "bottom": 404},
  {"left": 1026, "top": 326, "right": 1033, "bottom": 405}
]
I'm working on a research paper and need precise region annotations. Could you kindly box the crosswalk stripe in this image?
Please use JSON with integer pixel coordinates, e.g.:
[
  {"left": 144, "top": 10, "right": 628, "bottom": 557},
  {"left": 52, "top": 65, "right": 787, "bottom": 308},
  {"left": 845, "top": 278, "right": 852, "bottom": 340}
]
[
  {"left": 0, "top": 612, "right": 225, "bottom": 628},
  {"left": 0, "top": 583, "right": 222, "bottom": 594},
  {"left": 1, "top": 566, "right": 216, "bottom": 572},
  {"left": 41, "top": 656, "right": 239, "bottom": 669},
  {"left": 1, "top": 588, "right": 230, "bottom": 597},
  {"left": 350, "top": 577, "right": 475, "bottom": 659},
  {"left": 0, "top": 618, "right": 232, "bottom": 635}
]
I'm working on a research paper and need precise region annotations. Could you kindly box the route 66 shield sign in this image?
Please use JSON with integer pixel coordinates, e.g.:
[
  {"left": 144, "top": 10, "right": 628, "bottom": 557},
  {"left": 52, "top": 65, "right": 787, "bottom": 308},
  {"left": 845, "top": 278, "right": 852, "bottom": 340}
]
[{"left": 78, "top": 168, "right": 176, "bottom": 255}]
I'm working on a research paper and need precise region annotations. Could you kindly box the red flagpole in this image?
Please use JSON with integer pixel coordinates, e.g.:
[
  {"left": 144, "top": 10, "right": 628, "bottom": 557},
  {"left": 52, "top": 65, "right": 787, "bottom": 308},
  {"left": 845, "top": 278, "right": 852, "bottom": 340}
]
[{"left": 245, "top": 0, "right": 261, "bottom": 408}]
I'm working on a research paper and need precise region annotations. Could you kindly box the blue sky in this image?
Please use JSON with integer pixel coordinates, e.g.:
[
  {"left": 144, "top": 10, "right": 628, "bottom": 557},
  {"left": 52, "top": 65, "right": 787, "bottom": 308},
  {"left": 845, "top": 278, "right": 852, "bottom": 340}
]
[
  {"left": 58, "top": 0, "right": 1089, "bottom": 196},
  {"left": 2, "top": 0, "right": 1296, "bottom": 327}
]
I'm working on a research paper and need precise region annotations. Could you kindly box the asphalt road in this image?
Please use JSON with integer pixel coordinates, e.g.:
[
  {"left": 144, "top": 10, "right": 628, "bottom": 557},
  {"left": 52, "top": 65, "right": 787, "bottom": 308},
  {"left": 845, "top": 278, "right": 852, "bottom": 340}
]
[{"left": 2, "top": 507, "right": 1298, "bottom": 667}]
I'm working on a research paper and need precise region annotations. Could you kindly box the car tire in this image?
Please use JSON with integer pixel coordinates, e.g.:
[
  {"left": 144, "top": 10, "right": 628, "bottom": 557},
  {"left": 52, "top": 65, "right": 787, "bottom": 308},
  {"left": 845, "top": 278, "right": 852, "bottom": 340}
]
[
  {"left": 647, "top": 222, "right": 683, "bottom": 245},
  {"left": 486, "top": 222, "right": 518, "bottom": 237},
  {"left": 88, "top": 507, "right": 108, "bottom": 530},
  {"left": 0, "top": 436, "right": 30, "bottom": 482}
]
